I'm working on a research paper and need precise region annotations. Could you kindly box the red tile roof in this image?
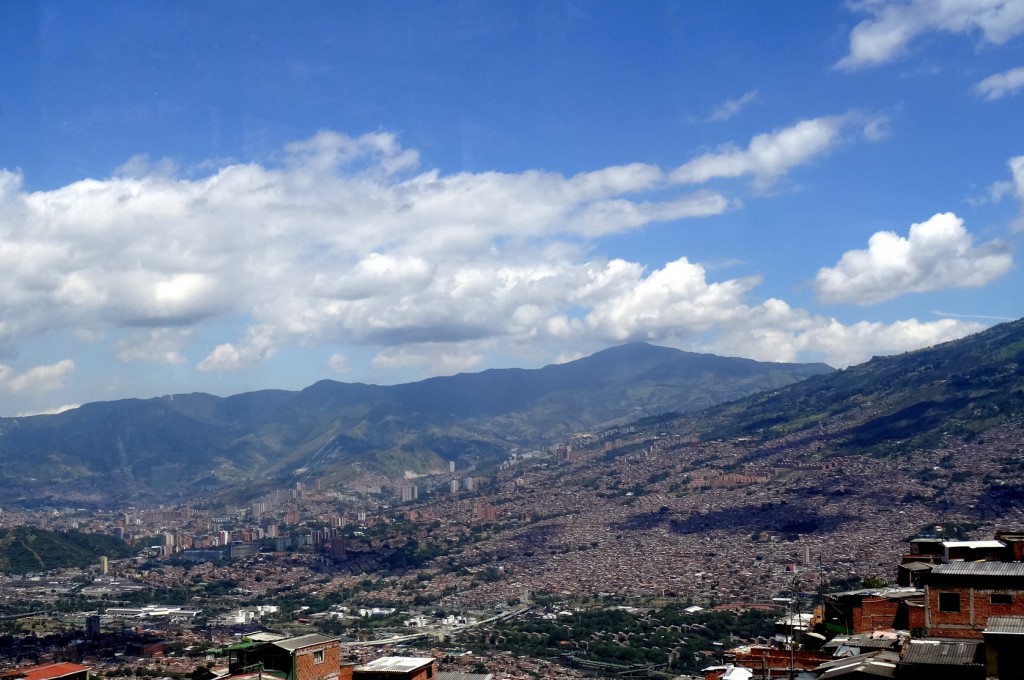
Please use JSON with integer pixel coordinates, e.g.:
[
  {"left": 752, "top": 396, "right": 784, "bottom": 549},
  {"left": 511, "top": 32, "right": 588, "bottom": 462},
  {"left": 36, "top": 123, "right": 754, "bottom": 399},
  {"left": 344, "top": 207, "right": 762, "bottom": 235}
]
[{"left": 18, "top": 663, "right": 90, "bottom": 680}]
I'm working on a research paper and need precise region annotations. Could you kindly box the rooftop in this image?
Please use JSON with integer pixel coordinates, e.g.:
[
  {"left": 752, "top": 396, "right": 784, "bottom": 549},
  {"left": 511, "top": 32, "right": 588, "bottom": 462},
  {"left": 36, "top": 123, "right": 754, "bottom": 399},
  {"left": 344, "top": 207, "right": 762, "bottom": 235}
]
[
  {"left": 985, "top": 616, "right": 1024, "bottom": 636},
  {"left": 272, "top": 634, "right": 338, "bottom": 652},
  {"left": 900, "top": 639, "right": 982, "bottom": 666},
  {"left": 354, "top": 657, "right": 435, "bottom": 673},
  {"left": 930, "top": 562, "right": 1024, "bottom": 577},
  {"left": 15, "top": 664, "right": 91, "bottom": 680},
  {"left": 942, "top": 540, "right": 1006, "bottom": 549}
]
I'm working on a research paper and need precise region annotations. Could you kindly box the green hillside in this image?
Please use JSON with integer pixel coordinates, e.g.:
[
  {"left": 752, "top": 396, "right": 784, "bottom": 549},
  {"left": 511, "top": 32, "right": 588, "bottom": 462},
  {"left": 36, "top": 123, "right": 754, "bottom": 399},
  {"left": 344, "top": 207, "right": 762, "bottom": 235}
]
[
  {"left": 695, "top": 317, "right": 1024, "bottom": 453},
  {"left": 0, "top": 527, "right": 138, "bottom": 574},
  {"left": 0, "top": 343, "right": 831, "bottom": 505}
]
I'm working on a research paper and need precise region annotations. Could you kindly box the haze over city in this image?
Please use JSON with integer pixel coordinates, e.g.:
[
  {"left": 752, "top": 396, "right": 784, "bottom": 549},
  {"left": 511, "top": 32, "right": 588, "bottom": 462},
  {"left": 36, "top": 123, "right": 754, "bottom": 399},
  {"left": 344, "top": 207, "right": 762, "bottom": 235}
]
[{"left": 1, "top": 1, "right": 1023, "bottom": 416}]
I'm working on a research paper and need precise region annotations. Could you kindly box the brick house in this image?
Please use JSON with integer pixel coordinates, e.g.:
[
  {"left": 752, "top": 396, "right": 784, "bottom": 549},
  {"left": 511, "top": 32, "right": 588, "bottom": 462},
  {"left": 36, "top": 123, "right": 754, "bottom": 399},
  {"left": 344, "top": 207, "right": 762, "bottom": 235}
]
[
  {"left": 923, "top": 562, "right": 1024, "bottom": 639},
  {"left": 823, "top": 587, "right": 924, "bottom": 633},
  {"left": 229, "top": 633, "right": 340, "bottom": 680}
]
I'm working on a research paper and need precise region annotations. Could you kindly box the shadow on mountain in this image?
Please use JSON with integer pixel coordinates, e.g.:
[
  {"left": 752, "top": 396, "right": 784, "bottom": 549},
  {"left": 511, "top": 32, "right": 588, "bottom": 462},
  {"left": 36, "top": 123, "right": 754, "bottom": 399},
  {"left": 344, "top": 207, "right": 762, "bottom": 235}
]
[
  {"left": 849, "top": 397, "right": 971, "bottom": 447},
  {"left": 614, "top": 502, "right": 852, "bottom": 536},
  {"left": 977, "top": 483, "right": 1024, "bottom": 517}
]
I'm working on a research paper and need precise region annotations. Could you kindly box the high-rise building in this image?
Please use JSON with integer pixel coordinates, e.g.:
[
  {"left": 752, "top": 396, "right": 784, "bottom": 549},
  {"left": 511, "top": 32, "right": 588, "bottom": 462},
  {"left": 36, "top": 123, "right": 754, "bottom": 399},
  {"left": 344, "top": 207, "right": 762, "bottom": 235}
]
[
  {"left": 86, "top": 614, "right": 101, "bottom": 638},
  {"left": 98, "top": 556, "right": 109, "bottom": 575},
  {"left": 400, "top": 485, "right": 418, "bottom": 502},
  {"left": 463, "top": 476, "right": 475, "bottom": 492}
]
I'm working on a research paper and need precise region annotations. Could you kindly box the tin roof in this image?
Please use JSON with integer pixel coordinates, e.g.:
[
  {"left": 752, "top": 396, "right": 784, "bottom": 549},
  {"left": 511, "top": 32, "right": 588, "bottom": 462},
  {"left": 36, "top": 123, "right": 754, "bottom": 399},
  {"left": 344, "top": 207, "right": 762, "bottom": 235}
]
[
  {"left": 354, "top": 657, "right": 434, "bottom": 673},
  {"left": 271, "top": 634, "right": 336, "bottom": 651},
  {"left": 823, "top": 632, "right": 903, "bottom": 650},
  {"left": 985, "top": 616, "right": 1024, "bottom": 635},
  {"left": 942, "top": 540, "right": 1005, "bottom": 549},
  {"left": 817, "top": 651, "right": 899, "bottom": 679},
  {"left": 900, "top": 639, "right": 982, "bottom": 666},
  {"left": 930, "top": 562, "right": 1024, "bottom": 576}
]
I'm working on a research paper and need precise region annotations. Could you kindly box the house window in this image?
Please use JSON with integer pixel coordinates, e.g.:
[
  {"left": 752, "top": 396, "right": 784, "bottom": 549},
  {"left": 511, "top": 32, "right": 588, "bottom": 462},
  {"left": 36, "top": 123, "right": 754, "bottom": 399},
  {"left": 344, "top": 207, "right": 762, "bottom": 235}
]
[
  {"left": 992, "top": 593, "right": 1013, "bottom": 605},
  {"left": 938, "top": 592, "right": 961, "bottom": 613},
  {"left": 313, "top": 650, "right": 324, "bottom": 664}
]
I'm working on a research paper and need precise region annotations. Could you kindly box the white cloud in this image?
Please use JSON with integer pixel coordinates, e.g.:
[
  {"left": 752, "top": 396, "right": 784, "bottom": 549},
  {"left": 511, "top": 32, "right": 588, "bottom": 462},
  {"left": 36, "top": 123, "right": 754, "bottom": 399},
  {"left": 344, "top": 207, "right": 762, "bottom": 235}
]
[
  {"left": 0, "top": 360, "right": 75, "bottom": 394},
  {"left": 839, "top": 0, "right": 1024, "bottom": 70},
  {"left": 117, "top": 329, "right": 190, "bottom": 364},
  {"left": 976, "top": 66, "right": 1024, "bottom": 100},
  {"left": 371, "top": 345, "right": 484, "bottom": 375},
  {"left": 670, "top": 114, "right": 883, "bottom": 188},
  {"left": 707, "top": 90, "right": 760, "bottom": 122},
  {"left": 0, "top": 132, "right": 736, "bottom": 370},
  {"left": 198, "top": 326, "right": 279, "bottom": 371},
  {"left": 327, "top": 354, "right": 349, "bottom": 374},
  {"left": 0, "top": 127, "right": 980, "bottom": 402},
  {"left": 544, "top": 257, "right": 985, "bottom": 368},
  {"left": 17, "top": 404, "right": 81, "bottom": 417},
  {"left": 814, "top": 212, "right": 1013, "bottom": 304}
]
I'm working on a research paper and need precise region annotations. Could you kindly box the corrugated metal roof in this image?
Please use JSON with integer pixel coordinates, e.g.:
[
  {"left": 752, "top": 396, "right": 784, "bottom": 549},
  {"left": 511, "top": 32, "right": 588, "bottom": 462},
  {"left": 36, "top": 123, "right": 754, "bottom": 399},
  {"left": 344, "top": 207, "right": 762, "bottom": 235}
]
[
  {"left": 930, "top": 562, "right": 1024, "bottom": 576},
  {"left": 900, "top": 639, "right": 982, "bottom": 666},
  {"left": 823, "top": 633, "right": 903, "bottom": 650},
  {"left": 942, "top": 540, "right": 1005, "bottom": 549},
  {"left": 271, "top": 634, "right": 336, "bottom": 651},
  {"left": 436, "top": 673, "right": 493, "bottom": 680},
  {"left": 827, "top": 586, "right": 922, "bottom": 598},
  {"left": 985, "top": 616, "right": 1024, "bottom": 635},
  {"left": 355, "top": 657, "right": 434, "bottom": 673}
]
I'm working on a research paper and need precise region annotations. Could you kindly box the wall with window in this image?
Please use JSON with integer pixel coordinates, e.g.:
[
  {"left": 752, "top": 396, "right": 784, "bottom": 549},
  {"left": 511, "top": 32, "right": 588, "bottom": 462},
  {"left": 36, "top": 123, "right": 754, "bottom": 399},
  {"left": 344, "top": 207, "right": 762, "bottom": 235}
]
[
  {"left": 295, "top": 642, "right": 341, "bottom": 680},
  {"left": 927, "top": 585, "right": 1024, "bottom": 639}
]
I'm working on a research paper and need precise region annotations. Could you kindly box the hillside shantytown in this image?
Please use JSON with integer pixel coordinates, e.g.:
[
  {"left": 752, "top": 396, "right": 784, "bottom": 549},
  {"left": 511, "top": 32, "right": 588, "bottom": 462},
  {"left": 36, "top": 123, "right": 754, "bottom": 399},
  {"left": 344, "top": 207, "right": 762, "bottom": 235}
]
[{"left": 2, "top": 318, "right": 1024, "bottom": 678}]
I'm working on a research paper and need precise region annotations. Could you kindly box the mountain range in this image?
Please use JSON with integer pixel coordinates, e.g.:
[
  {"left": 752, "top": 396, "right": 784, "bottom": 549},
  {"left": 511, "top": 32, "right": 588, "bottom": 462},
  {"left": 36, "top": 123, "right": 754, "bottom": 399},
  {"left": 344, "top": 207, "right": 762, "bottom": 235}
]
[{"left": 0, "top": 343, "right": 831, "bottom": 506}]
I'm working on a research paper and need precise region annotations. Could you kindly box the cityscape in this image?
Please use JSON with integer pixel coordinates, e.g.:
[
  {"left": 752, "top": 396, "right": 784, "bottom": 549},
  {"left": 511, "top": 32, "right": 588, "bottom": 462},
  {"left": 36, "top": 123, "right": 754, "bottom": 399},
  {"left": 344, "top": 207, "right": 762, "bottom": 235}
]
[{"left": 3, "top": 1, "right": 1024, "bottom": 679}]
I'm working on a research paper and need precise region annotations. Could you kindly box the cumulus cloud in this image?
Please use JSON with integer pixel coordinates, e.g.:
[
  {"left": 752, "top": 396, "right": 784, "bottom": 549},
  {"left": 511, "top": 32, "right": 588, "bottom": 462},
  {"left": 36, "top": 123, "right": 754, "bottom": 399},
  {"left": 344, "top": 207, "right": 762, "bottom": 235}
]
[
  {"left": 0, "top": 125, "right": 982, "bottom": 403},
  {"left": 542, "top": 257, "right": 984, "bottom": 368},
  {"left": 838, "top": 0, "right": 1024, "bottom": 70},
  {"left": 0, "top": 360, "right": 75, "bottom": 394},
  {"left": 198, "top": 326, "right": 280, "bottom": 371},
  {"left": 814, "top": 213, "right": 1013, "bottom": 304},
  {"left": 976, "top": 66, "right": 1024, "bottom": 100},
  {"left": 670, "top": 114, "right": 884, "bottom": 188},
  {"left": 327, "top": 354, "right": 350, "bottom": 375}
]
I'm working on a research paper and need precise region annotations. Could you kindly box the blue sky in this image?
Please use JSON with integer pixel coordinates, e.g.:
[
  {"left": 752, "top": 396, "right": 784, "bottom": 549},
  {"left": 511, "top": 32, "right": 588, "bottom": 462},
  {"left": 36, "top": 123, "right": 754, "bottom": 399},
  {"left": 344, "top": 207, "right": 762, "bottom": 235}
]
[{"left": 1, "top": 0, "right": 1023, "bottom": 416}]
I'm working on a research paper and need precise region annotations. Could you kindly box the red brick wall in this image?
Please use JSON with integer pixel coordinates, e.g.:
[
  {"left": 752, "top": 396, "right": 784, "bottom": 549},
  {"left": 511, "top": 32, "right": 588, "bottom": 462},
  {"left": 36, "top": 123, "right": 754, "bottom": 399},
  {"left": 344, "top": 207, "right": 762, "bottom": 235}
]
[
  {"left": 295, "top": 643, "right": 341, "bottom": 680},
  {"left": 927, "top": 587, "right": 1024, "bottom": 639},
  {"left": 853, "top": 597, "right": 901, "bottom": 633}
]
